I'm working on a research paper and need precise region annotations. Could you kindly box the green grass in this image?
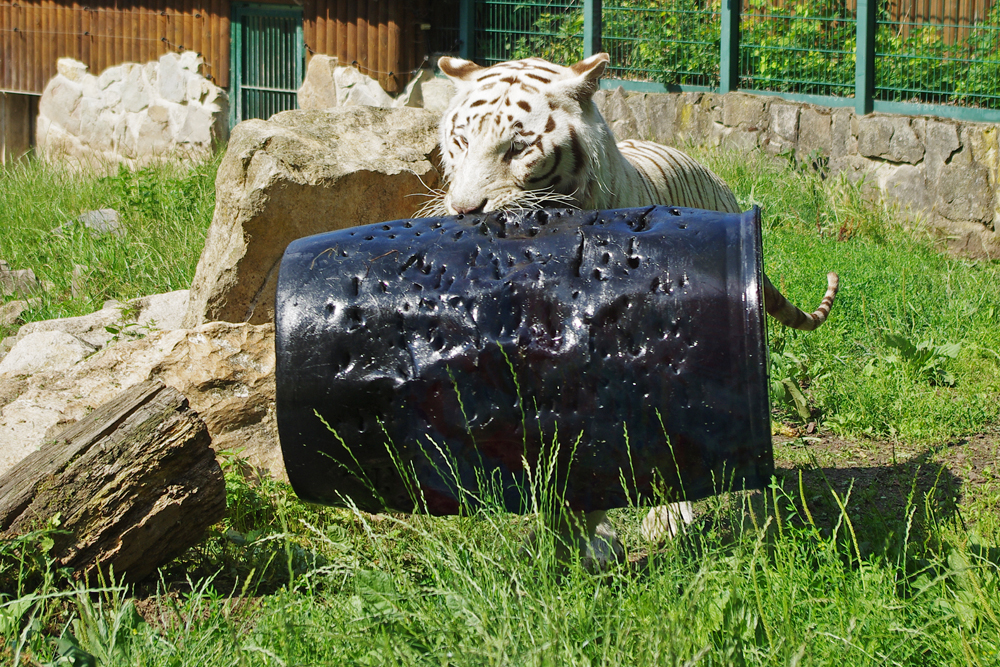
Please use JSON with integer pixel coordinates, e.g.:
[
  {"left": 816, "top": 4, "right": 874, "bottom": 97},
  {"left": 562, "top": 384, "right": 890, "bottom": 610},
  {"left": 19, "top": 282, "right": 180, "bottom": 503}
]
[
  {"left": 2, "top": 152, "right": 1000, "bottom": 665},
  {"left": 703, "top": 149, "right": 1000, "bottom": 442},
  {"left": 0, "top": 156, "right": 219, "bottom": 339}
]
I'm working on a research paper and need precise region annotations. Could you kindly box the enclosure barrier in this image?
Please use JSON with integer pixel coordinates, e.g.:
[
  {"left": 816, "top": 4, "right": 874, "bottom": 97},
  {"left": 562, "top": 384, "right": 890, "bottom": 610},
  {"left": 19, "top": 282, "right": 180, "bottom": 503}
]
[{"left": 458, "top": 0, "right": 1000, "bottom": 123}]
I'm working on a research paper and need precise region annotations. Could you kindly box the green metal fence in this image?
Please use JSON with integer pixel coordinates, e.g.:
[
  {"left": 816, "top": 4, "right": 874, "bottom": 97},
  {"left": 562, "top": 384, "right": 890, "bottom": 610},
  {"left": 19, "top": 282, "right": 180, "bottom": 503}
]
[
  {"left": 473, "top": 1, "right": 584, "bottom": 66},
  {"left": 603, "top": 0, "right": 721, "bottom": 87},
  {"left": 230, "top": 3, "right": 305, "bottom": 126},
  {"left": 739, "top": 0, "right": 856, "bottom": 98},
  {"left": 460, "top": 0, "right": 1000, "bottom": 122},
  {"left": 876, "top": 9, "right": 1000, "bottom": 109}
]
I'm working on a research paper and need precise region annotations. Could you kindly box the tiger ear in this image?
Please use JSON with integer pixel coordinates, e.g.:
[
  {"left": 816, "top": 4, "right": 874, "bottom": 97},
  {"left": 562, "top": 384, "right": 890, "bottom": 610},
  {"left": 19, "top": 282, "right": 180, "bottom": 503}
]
[
  {"left": 561, "top": 52, "right": 610, "bottom": 102},
  {"left": 438, "top": 56, "right": 484, "bottom": 82}
]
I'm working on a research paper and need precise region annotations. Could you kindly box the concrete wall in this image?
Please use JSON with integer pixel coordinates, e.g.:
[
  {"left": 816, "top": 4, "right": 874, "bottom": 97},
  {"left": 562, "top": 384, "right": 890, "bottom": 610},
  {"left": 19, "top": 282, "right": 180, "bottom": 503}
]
[
  {"left": 593, "top": 88, "right": 1000, "bottom": 256},
  {"left": 0, "top": 93, "right": 37, "bottom": 165}
]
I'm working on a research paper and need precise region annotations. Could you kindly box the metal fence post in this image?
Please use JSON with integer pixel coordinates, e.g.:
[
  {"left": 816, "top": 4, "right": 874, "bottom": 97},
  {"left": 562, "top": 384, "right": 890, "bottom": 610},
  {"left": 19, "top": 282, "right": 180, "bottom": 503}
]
[
  {"left": 459, "top": 0, "right": 476, "bottom": 61},
  {"left": 584, "top": 0, "right": 602, "bottom": 58},
  {"left": 720, "top": 0, "right": 741, "bottom": 94},
  {"left": 855, "top": 0, "right": 876, "bottom": 115}
]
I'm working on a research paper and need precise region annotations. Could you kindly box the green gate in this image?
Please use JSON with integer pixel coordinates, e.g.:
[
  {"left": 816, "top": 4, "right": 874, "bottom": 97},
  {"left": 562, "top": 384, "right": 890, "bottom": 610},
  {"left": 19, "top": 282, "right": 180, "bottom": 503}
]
[{"left": 230, "top": 3, "right": 305, "bottom": 126}]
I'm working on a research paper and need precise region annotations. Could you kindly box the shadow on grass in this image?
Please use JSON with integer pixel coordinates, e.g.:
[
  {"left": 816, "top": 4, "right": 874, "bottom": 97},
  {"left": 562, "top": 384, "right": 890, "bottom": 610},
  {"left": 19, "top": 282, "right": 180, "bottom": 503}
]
[{"left": 632, "top": 445, "right": 971, "bottom": 573}]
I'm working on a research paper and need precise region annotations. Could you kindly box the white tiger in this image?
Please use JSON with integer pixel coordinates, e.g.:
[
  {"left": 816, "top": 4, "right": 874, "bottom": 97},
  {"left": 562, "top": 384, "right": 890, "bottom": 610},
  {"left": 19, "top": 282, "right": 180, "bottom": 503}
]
[{"left": 429, "top": 52, "right": 839, "bottom": 564}]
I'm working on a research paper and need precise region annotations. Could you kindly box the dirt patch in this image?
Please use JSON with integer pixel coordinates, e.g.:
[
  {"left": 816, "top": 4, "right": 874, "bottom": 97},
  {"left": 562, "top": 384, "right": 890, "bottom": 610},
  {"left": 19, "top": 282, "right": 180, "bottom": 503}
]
[{"left": 768, "top": 429, "right": 999, "bottom": 546}]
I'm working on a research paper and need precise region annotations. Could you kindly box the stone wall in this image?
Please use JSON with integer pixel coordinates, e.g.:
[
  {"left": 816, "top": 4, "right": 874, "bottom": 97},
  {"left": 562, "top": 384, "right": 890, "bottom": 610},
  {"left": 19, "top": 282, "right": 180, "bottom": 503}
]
[
  {"left": 593, "top": 88, "right": 1000, "bottom": 255},
  {"left": 36, "top": 53, "right": 228, "bottom": 170}
]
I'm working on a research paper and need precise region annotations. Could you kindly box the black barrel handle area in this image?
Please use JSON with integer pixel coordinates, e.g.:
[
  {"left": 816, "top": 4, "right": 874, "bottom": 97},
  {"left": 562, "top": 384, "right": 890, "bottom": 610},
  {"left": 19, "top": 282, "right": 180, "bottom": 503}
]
[{"left": 275, "top": 206, "right": 772, "bottom": 515}]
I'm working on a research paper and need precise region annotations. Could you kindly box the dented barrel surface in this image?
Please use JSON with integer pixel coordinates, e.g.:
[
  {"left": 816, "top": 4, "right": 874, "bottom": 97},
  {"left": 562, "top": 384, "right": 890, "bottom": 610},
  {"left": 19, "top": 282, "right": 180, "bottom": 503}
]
[{"left": 275, "top": 206, "right": 772, "bottom": 514}]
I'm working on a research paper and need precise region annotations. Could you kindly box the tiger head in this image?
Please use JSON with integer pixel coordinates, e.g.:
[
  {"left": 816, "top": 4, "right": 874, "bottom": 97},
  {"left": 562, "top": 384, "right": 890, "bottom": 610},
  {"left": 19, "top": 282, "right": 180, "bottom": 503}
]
[{"left": 434, "top": 52, "right": 614, "bottom": 215}]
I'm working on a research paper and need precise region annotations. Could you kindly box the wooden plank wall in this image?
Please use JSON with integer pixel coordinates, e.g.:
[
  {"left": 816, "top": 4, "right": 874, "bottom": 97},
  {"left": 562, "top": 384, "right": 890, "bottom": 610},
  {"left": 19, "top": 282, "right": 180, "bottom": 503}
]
[
  {"left": 303, "top": 0, "right": 431, "bottom": 94},
  {"left": 885, "top": 0, "right": 995, "bottom": 41},
  {"left": 0, "top": 0, "right": 230, "bottom": 95},
  {"left": 0, "top": 92, "right": 36, "bottom": 163}
]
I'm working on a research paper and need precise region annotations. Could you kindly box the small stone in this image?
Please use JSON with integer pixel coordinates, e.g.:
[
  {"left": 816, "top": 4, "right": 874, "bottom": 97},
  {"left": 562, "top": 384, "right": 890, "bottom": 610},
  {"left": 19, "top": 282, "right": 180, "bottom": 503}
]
[
  {"left": 122, "top": 65, "right": 150, "bottom": 113},
  {"left": 179, "top": 51, "right": 203, "bottom": 73},
  {"left": 887, "top": 118, "right": 923, "bottom": 164},
  {"left": 770, "top": 104, "right": 799, "bottom": 143},
  {"left": 97, "top": 64, "right": 126, "bottom": 90},
  {"left": 0, "top": 299, "right": 38, "bottom": 327},
  {"left": 937, "top": 162, "right": 992, "bottom": 222},
  {"left": 334, "top": 65, "right": 395, "bottom": 108},
  {"left": 858, "top": 116, "right": 893, "bottom": 158},
  {"left": 0, "top": 261, "right": 42, "bottom": 297},
  {"left": 71, "top": 264, "right": 89, "bottom": 299},
  {"left": 128, "top": 290, "right": 190, "bottom": 330},
  {"left": 418, "top": 77, "right": 455, "bottom": 115},
  {"left": 797, "top": 108, "right": 832, "bottom": 158},
  {"left": 53, "top": 209, "right": 123, "bottom": 239},
  {"left": 723, "top": 94, "right": 767, "bottom": 130},
  {"left": 297, "top": 54, "right": 340, "bottom": 110},
  {"left": 12, "top": 300, "right": 124, "bottom": 350},
  {"left": 79, "top": 209, "right": 123, "bottom": 236}
]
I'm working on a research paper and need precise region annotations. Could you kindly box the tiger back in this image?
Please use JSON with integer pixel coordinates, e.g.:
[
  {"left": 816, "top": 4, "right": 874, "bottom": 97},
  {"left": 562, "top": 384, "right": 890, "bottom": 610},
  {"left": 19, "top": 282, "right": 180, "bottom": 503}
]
[{"left": 433, "top": 52, "right": 838, "bottom": 332}]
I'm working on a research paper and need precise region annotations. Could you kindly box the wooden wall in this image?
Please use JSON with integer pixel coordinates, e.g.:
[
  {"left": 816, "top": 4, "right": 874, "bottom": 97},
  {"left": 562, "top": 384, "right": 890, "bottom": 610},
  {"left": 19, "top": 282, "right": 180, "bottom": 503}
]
[
  {"left": 0, "top": 92, "right": 36, "bottom": 163},
  {"left": 0, "top": 0, "right": 231, "bottom": 95},
  {"left": 303, "top": 0, "right": 431, "bottom": 94},
  {"left": 885, "top": 0, "right": 995, "bottom": 42}
]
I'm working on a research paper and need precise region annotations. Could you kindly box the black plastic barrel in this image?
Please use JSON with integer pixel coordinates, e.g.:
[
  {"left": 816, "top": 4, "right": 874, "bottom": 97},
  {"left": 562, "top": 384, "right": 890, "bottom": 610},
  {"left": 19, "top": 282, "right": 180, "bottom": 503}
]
[{"left": 275, "top": 206, "right": 772, "bottom": 515}]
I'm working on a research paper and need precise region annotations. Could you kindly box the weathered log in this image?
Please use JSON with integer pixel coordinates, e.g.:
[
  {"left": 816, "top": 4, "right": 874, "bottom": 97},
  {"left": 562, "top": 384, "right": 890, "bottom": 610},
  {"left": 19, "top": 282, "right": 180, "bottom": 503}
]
[{"left": 0, "top": 380, "right": 226, "bottom": 583}]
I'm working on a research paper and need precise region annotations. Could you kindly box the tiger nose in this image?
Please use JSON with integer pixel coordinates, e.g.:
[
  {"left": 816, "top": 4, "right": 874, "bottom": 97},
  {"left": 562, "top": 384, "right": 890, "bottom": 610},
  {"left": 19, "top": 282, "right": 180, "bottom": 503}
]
[{"left": 453, "top": 199, "right": 487, "bottom": 215}]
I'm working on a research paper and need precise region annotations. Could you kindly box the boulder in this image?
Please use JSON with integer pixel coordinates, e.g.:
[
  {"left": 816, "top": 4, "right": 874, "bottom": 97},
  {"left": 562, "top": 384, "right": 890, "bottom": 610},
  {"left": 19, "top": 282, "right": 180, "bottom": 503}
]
[
  {"left": 183, "top": 106, "right": 441, "bottom": 326},
  {"left": 298, "top": 55, "right": 341, "bottom": 110},
  {"left": 0, "top": 330, "right": 96, "bottom": 376},
  {"left": 0, "top": 321, "right": 279, "bottom": 480},
  {"left": 12, "top": 300, "right": 125, "bottom": 349},
  {"left": 421, "top": 77, "right": 456, "bottom": 116}
]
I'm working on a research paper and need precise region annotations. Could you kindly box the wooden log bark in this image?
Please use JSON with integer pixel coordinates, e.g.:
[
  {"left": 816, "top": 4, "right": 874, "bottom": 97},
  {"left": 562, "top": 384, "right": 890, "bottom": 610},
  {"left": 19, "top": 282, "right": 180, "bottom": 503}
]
[{"left": 0, "top": 380, "right": 226, "bottom": 583}]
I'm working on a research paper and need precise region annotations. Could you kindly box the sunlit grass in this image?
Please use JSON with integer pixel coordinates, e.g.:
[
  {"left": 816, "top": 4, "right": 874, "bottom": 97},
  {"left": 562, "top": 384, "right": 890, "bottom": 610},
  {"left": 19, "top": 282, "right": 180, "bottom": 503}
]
[
  {"left": 0, "top": 155, "right": 219, "bottom": 338},
  {"left": 700, "top": 148, "right": 1000, "bottom": 441}
]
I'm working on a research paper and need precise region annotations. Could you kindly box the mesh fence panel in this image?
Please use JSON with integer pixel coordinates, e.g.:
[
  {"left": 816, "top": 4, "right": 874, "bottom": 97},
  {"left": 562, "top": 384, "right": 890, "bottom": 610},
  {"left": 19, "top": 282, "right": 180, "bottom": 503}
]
[
  {"left": 474, "top": 0, "right": 584, "bottom": 65},
  {"left": 468, "top": 0, "right": 1000, "bottom": 112},
  {"left": 739, "top": 0, "right": 857, "bottom": 97},
  {"left": 876, "top": 4, "right": 1000, "bottom": 108},
  {"left": 603, "top": 0, "right": 721, "bottom": 86}
]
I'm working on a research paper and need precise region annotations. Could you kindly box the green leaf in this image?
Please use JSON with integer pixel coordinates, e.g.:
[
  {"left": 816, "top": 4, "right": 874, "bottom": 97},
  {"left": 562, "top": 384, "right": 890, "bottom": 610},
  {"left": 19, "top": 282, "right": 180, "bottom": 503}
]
[
  {"left": 54, "top": 633, "right": 98, "bottom": 667},
  {"left": 781, "top": 378, "right": 811, "bottom": 421}
]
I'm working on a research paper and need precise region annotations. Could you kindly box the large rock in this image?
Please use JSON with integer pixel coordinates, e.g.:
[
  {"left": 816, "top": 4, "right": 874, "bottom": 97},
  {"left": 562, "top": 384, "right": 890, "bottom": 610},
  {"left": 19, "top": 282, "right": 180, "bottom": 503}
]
[
  {"left": 0, "top": 321, "right": 279, "bottom": 480},
  {"left": 0, "top": 330, "right": 95, "bottom": 376},
  {"left": 297, "top": 56, "right": 436, "bottom": 111},
  {"left": 37, "top": 56, "right": 227, "bottom": 170},
  {"left": 298, "top": 55, "right": 341, "bottom": 110},
  {"left": 183, "top": 106, "right": 441, "bottom": 326},
  {"left": 2, "top": 291, "right": 189, "bottom": 360}
]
